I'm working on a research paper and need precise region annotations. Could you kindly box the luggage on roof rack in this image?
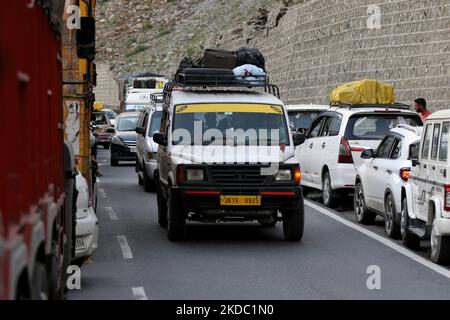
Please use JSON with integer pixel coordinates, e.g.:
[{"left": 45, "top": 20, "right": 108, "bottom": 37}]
[
  {"left": 330, "top": 102, "right": 411, "bottom": 110},
  {"left": 203, "top": 49, "right": 236, "bottom": 69},
  {"left": 175, "top": 68, "right": 269, "bottom": 87},
  {"left": 330, "top": 80, "right": 396, "bottom": 105}
]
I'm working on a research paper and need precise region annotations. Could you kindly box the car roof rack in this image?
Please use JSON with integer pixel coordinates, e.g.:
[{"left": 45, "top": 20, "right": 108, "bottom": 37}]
[
  {"left": 163, "top": 69, "right": 281, "bottom": 102},
  {"left": 330, "top": 102, "right": 411, "bottom": 110}
]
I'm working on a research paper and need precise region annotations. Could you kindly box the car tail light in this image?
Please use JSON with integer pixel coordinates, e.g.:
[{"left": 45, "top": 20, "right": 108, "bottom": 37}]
[
  {"left": 400, "top": 167, "right": 411, "bottom": 182},
  {"left": 176, "top": 166, "right": 185, "bottom": 185},
  {"left": 338, "top": 137, "right": 354, "bottom": 164},
  {"left": 445, "top": 184, "right": 450, "bottom": 212},
  {"left": 294, "top": 166, "right": 301, "bottom": 184}
]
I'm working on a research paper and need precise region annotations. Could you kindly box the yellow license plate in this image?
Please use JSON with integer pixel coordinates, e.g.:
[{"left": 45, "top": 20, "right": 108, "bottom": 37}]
[{"left": 220, "top": 195, "right": 261, "bottom": 206}]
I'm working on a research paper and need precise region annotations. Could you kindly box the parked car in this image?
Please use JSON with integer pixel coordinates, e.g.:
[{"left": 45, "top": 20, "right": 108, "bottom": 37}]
[
  {"left": 354, "top": 125, "right": 422, "bottom": 238},
  {"left": 104, "top": 109, "right": 118, "bottom": 127},
  {"left": 110, "top": 112, "right": 140, "bottom": 166},
  {"left": 285, "top": 104, "right": 329, "bottom": 133},
  {"left": 154, "top": 71, "right": 305, "bottom": 242},
  {"left": 136, "top": 95, "right": 163, "bottom": 192},
  {"left": 92, "top": 111, "right": 113, "bottom": 149},
  {"left": 73, "top": 171, "right": 99, "bottom": 266},
  {"left": 296, "top": 104, "right": 423, "bottom": 207},
  {"left": 402, "top": 110, "right": 450, "bottom": 264}
]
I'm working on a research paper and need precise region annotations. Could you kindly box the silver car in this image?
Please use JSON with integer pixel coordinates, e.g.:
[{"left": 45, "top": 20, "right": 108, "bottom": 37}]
[{"left": 135, "top": 104, "right": 163, "bottom": 192}]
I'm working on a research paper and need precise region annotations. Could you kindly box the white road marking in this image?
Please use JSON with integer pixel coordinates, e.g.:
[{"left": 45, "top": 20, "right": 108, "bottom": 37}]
[
  {"left": 105, "top": 207, "right": 118, "bottom": 221},
  {"left": 99, "top": 188, "right": 107, "bottom": 198},
  {"left": 117, "top": 235, "right": 133, "bottom": 259},
  {"left": 305, "top": 199, "right": 450, "bottom": 279},
  {"left": 132, "top": 287, "right": 148, "bottom": 300}
]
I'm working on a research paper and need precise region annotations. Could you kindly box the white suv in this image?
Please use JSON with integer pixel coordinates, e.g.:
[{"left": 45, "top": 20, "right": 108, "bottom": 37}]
[
  {"left": 296, "top": 104, "right": 423, "bottom": 207},
  {"left": 154, "top": 70, "right": 306, "bottom": 241},
  {"left": 285, "top": 104, "right": 329, "bottom": 133},
  {"left": 354, "top": 125, "right": 422, "bottom": 238},
  {"left": 403, "top": 110, "right": 450, "bottom": 264}
]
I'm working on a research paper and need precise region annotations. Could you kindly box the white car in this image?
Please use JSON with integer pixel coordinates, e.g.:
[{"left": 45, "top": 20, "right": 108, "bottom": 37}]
[
  {"left": 74, "top": 171, "right": 99, "bottom": 264},
  {"left": 296, "top": 104, "right": 423, "bottom": 207},
  {"left": 403, "top": 110, "right": 450, "bottom": 264},
  {"left": 285, "top": 104, "right": 329, "bottom": 133},
  {"left": 354, "top": 125, "right": 422, "bottom": 238},
  {"left": 136, "top": 95, "right": 163, "bottom": 192}
]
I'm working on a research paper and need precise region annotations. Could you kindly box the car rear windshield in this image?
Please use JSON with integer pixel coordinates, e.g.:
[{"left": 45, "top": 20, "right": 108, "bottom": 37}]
[
  {"left": 172, "top": 104, "right": 290, "bottom": 146},
  {"left": 288, "top": 110, "right": 321, "bottom": 131},
  {"left": 117, "top": 116, "right": 139, "bottom": 131},
  {"left": 345, "top": 113, "right": 422, "bottom": 140},
  {"left": 148, "top": 111, "right": 162, "bottom": 137}
]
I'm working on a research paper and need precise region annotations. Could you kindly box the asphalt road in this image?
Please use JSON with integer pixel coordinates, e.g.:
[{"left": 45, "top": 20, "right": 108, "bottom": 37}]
[{"left": 69, "top": 149, "right": 450, "bottom": 300}]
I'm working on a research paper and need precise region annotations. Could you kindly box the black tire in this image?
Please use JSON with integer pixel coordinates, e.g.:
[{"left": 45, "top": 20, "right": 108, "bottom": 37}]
[
  {"left": 72, "top": 258, "right": 85, "bottom": 268},
  {"left": 430, "top": 219, "right": 450, "bottom": 264},
  {"left": 322, "top": 171, "right": 338, "bottom": 208},
  {"left": 167, "top": 187, "right": 186, "bottom": 241},
  {"left": 138, "top": 172, "right": 144, "bottom": 186},
  {"left": 143, "top": 167, "right": 154, "bottom": 193},
  {"left": 111, "top": 157, "right": 119, "bottom": 167},
  {"left": 32, "top": 262, "right": 49, "bottom": 300},
  {"left": 354, "top": 181, "right": 376, "bottom": 224},
  {"left": 47, "top": 240, "right": 64, "bottom": 300},
  {"left": 156, "top": 183, "right": 168, "bottom": 228},
  {"left": 302, "top": 186, "right": 311, "bottom": 197},
  {"left": 384, "top": 193, "right": 401, "bottom": 239},
  {"left": 401, "top": 197, "right": 421, "bottom": 250},
  {"left": 282, "top": 199, "right": 305, "bottom": 241}
]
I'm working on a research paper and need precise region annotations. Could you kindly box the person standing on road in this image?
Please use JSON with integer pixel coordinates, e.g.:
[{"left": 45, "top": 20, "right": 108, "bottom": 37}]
[{"left": 414, "top": 98, "right": 431, "bottom": 121}]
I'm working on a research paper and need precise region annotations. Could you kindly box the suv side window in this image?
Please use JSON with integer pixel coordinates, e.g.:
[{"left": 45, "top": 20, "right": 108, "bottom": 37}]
[
  {"left": 439, "top": 122, "right": 450, "bottom": 162},
  {"left": 376, "top": 136, "right": 395, "bottom": 158},
  {"left": 142, "top": 112, "right": 149, "bottom": 129},
  {"left": 308, "top": 116, "right": 326, "bottom": 138},
  {"left": 422, "top": 124, "right": 433, "bottom": 159},
  {"left": 329, "top": 117, "right": 342, "bottom": 136},
  {"left": 321, "top": 117, "right": 332, "bottom": 137},
  {"left": 390, "top": 138, "right": 402, "bottom": 159},
  {"left": 431, "top": 123, "right": 441, "bottom": 161}
]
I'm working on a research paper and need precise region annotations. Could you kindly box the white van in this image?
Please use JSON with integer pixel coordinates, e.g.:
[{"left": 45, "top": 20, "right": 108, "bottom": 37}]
[
  {"left": 403, "top": 110, "right": 450, "bottom": 264},
  {"left": 153, "top": 69, "right": 306, "bottom": 241}
]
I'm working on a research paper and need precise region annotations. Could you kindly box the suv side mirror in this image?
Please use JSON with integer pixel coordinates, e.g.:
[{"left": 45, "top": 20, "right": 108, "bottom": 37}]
[
  {"left": 293, "top": 133, "right": 306, "bottom": 146},
  {"left": 411, "top": 159, "right": 420, "bottom": 167},
  {"left": 361, "top": 149, "right": 375, "bottom": 159},
  {"left": 135, "top": 127, "right": 146, "bottom": 135},
  {"left": 76, "top": 17, "right": 96, "bottom": 61},
  {"left": 106, "top": 127, "right": 115, "bottom": 134},
  {"left": 153, "top": 132, "right": 168, "bottom": 146}
]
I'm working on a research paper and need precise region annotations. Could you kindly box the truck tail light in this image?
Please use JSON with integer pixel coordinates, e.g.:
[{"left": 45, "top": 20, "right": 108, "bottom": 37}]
[
  {"left": 445, "top": 184, "right": 450, "bottom": 212},
  {"left": 176, "top": 166, "right": 185, "bottom": 185},
  {"left": 338, "top": 137, "right": 354, "bottom": 164},
  {"left": 294, "top": 166, "right": 301, "bottom": 184},
  {"left": 400, "top": 167, "right": 411, "bottom": 182}
]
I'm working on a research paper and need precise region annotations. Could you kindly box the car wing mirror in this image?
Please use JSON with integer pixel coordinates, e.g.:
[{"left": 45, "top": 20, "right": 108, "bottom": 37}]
[
  {"left": 411, "top": 159, "right": 420, "bottom": 167},
  {"left": 106, "top": 127, "right": 116, "bottom": 134},
  {"left": 361, "top": 149, "right": 375, "bottom": 159},
  {"left": 135, "top": 127, "right": 146, "bottom": 135},
  {"left": 293, "top": 133, "right": 306, "bottom": 146},
  {"left": 153, "top": 132, "right": 168, "bottom": 146}
]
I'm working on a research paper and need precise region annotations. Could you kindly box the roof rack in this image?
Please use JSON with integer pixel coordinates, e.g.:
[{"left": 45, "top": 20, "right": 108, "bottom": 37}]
[
  {"left": 163, "top": 69, "right": 281, "bottom": 101},
  {"left": 330, "top": 102, "right": 411, "bottom": 110}
]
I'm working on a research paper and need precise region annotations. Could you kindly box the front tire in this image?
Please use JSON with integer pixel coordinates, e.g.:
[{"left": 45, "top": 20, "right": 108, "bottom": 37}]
[
  {"left": 401, "top": 197, "right": 421, "bottom": 250},
  {"left": 143, "top": 167, "right": 154, "bottom": 193},
  {"left": 167, "top": 187, "right": 186, "bottom": 241},
  {"left": 430, "top": 218, "right": 450, "bottom": 264},
  {"left": 111, "top": 156, "right": 119, "bottom": 167},
  {"left": 282, "top": 200, "right": 305, "bottom": 241},
  {"left": 32, "top": 262, "right": 49, "bottom": 300},
  {"left": 354, "top": 181, "right": 376, "bottom": 224},
  {"left": 384, "top": 193, "right": 401, "bottom": 239}
]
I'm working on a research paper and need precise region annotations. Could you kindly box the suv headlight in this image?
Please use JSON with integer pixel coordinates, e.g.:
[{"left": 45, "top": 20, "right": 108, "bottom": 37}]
[
  {"left": 275, "top": 169, "right": 292, "bottom": 181},
  {"left": 186, "top": 169, "right": 204, "bottom": 181},
  {"left": 111, "top": 136, "right": 123, "bottom": 145}
]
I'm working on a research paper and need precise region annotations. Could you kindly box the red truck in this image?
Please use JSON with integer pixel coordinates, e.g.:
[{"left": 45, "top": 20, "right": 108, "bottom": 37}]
[{"left": 0, "top": 0, "right": 76, "bottom": 300}]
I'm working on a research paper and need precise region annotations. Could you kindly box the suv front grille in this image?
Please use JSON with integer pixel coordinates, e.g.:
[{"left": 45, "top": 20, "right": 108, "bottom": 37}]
[{"left": 210, "top": 165, "right": 268, "bottom": 185}]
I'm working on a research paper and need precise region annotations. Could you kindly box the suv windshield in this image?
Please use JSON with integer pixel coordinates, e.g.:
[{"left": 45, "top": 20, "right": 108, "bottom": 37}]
[
  {"left": 172, "top": 104, "right": 290, "bottom": 146},
  {"left": 345, "top": 113, "right": 422, "bottom": 140},
  {"left": 105, "top": 111, "right": 116, "bottom": 119},
  {"left": 288, "top": 110, "right": 321, "bottom": 131},
  {"left": 149, "top": 111, "right": 162, "bottom": 137},
  {"left": 117, "top": 116, "right": 139, "bottom": 131}
]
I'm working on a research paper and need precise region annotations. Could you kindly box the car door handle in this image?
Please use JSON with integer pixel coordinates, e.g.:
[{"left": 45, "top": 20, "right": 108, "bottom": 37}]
[
  {"left": 322, "top": 143, "right": 326, "bottom": 149},
  {"left": 386, "top": 169, "right": 393, "bottom": 174},
  {"left": 309, "top": 143, "right": 314, "bottom": 149},
  {"left": 432, "top": 166, "right": 436, "bottom": 171},
  {"left": 423, "top": 164, "right": 427, "bottom": 169},
  {"left": 373, "top": 166, "right": 378, "bottom": 170},
  {"left": 441, "top": 169, "right": 447, "bottom": 178}
]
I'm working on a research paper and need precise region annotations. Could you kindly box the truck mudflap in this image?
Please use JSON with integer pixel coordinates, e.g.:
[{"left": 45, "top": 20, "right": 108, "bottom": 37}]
[{"left": 404, "top": 183, "right": 417, "bottom": 220}]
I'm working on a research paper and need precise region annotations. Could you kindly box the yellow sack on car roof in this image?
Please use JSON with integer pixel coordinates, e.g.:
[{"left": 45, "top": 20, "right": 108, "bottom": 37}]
[
  {"left": 330, "top": 79, "right": 396, "bottom": 104},
  {"left": 93, "top": 101, "right": 104, "bottom": 111}
]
